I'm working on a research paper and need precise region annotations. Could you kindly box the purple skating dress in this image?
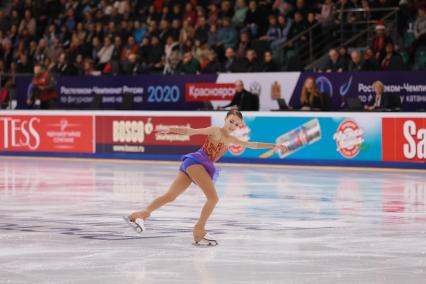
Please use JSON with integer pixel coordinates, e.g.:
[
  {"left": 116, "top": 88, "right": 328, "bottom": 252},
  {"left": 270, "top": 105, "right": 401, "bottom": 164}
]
[{"left": 179, "top": 137, "right": 227, "bottom": 182}]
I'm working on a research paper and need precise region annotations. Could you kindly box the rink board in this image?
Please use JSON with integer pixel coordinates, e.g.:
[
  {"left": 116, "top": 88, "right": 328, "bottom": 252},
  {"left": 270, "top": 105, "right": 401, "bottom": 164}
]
[{"left": 0, "top": 111, "right": 424, "bottom": 169}]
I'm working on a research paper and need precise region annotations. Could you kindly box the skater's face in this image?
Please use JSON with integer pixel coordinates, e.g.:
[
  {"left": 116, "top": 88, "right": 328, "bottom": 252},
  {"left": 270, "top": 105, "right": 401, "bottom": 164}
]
[{"left": 224, "top": 115, "right": 242, "bottom": 133}]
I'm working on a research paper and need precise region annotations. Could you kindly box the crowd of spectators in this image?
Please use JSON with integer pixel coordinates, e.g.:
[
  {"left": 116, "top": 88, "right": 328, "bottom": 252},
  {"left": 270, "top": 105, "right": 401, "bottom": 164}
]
[{"left": 1, "top": 0, "right": 423, "bottom": 82}]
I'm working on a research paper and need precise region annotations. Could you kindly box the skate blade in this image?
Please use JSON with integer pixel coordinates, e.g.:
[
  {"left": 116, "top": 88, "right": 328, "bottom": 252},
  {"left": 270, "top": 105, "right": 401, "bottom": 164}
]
[
  {"left": 122, "top": 216, "right": 145, "bottom": 233},
  {"left": 192, "top": 238, "right": 218, "bottom": 247}
]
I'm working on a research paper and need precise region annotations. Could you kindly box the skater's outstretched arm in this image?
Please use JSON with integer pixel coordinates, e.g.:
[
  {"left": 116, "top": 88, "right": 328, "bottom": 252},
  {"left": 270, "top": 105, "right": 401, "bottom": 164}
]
[
  {"left": 228, "top": 136, "right": 286, "bottom": 151},
  {"left": 160, "top": 126, "right": 221, "bottom": 136}
]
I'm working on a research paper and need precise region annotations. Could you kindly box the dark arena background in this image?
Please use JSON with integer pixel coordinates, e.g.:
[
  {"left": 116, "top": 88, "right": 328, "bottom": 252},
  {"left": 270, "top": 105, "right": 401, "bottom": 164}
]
[{"left": 0, "top": 0, "right": 425, "bottom": 283}]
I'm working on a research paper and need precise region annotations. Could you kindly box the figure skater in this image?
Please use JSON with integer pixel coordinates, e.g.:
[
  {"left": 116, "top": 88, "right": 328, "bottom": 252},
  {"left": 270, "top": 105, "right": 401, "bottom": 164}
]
[{"left": 125, "top": 110, "right": 285, "bottom": 246}]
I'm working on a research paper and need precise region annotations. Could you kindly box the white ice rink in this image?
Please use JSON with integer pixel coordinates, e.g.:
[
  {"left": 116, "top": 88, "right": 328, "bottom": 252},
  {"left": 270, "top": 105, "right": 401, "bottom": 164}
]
[{"left": 0, "top": 157, "right": 425, "bottom": 284}]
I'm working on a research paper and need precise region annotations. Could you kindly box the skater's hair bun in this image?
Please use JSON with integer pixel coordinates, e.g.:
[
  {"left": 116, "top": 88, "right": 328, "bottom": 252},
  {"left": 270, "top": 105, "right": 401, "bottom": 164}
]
[{"left": 226, "top": 109, "right": 243, "bottom": 120}]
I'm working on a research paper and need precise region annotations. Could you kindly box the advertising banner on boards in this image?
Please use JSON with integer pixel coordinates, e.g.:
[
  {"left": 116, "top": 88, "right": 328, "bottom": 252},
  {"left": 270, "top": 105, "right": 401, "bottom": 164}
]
[
  {"left": 0, "top": 115, "right": 94, "bottom": 153},
  {"left": 96, "top": 115, "right": 211, "bottom": 155}
]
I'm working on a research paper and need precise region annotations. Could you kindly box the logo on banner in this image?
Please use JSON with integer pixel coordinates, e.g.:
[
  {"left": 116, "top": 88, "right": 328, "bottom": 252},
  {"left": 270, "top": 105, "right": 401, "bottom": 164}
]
[
  {"left": 0, "top": 117, "right": 41, "bottom": 150},
  {"left": 47, "top": 119, "right": 85, "bottom": 147},
  {"left": 0, "top": 116, "right": 93, "bottom": 153},
  {"left": 229, "top": 123, "right": 251, "bottom": 156},
  {"left": 316, "top": 76, "right": 333, "bottom": 97},
  {"left": 382, "top": 118, "right": 426, "bottom": 162},
  {"left": 185, "top": 83, "right": 235, "bottom": 101},
  {"left": 249, "top": 81, "right": 262, "bottom": 96},
  {"left": 271, "top": 81, "right": 281, "bottom": 99},
  {"left": 333, "top": 120, "right": 364, "bottom": 158},
  {"left": 403, "top": 120, "right": 426, "bottom": 160},
  {"left": 339, "top": 76, "right": 353, "bottom": 97}
]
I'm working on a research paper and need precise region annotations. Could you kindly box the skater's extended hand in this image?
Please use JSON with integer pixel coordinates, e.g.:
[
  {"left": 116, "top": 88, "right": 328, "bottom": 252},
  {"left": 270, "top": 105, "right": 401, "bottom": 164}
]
[
  {"left": 274, "top": 144, "right": 287, "bottom": 154},
  {"left": 156, "top": 127, "right": 170, "bottom": 135}
]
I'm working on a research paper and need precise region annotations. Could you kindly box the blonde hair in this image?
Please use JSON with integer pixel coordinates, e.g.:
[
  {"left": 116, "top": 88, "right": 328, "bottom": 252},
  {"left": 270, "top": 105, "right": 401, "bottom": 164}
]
[
  {"left": 300, "top": 76, "right": 320, "bottom": 106},
  {"left": 372, "top": 80, "right": 384, "bottom": 93}
]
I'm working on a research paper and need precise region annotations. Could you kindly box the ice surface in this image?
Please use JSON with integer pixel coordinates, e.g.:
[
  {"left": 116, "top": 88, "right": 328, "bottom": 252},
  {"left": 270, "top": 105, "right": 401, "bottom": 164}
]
[{"left": 0, "top": 157, "right": 425, "bottom": 284}]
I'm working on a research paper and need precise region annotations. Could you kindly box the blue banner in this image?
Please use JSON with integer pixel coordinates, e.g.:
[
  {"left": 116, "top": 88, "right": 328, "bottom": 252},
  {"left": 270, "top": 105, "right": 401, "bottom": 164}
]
[
  {"left": 16, "top": 75, "right": 216, "bottom": 110},
  {"left": 290, "top": 71, "right": 426, "bottom": 111},
  {"left": 212, "top": 115, "right": 382, "bottom": 162}
]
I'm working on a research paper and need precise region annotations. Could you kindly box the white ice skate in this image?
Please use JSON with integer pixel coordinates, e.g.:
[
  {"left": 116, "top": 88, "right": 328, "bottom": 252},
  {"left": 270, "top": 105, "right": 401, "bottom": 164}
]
[
  {"left": 193, "top": 234, "right": 218, "bottom": 247},
  {"left": 123, "top": 216, "right": 146, "bottom": 233}
]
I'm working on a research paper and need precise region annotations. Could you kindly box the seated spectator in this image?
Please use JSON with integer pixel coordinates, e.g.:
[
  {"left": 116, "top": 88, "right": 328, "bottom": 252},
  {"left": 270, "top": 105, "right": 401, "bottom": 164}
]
[
  {"left": 244, "top": 0, "right": 262, "bottom": 37},
  {"left": 272, "top": 0, "right": 294, "bottom": 17},
  {"left": 97, "top": 36, "right": 115, "bottom": 69},
  {"left": 318, "top": 0, "right": 335, "bottom": 33},
  {"left": 408, "top": 6, "right": 426, "bottom": 64},
  {"left": 222, "top": 47, "right": 244, "bottom": 72},
  {"left": 207, "top": 3, "right": 219, "bottom": 26},
  {"left": 259, "top": 15, "right": 280, "bottom": 43},
  {"left": 361, "top": 47, "right": 379, "bottom": 71},
  {"left": 83, "top": 59, "right": 101, "bottom": 76},
  {"left": 19, "top": 9, "right": 36, "bottom": 36},
  {"left": 163, "top": 35, "right": 180, "bottom": 74},
  {"left": 364, "top": 80, "right": 390, "bottom": 111},
  {"left": 338, "top": 46, "right": 350, "bottom": 71},
  {"left": 236, "top": 31, "right": 252, "bottom": 59},
  {"left": 122, "top": 53, "right": 145, "bottom": 75},
  {"left": 217, "top": 17, "right": 237, "bottom": 50},
  {"left": 232, "top": 0, "right": 248, "bottom": 28},
  {"left": 194, "top": 16, "right": 209, "bottom": 44},
  {"left": 219, "top": 1, "right": 234, "bottom": 19},
  {"left": 348, "top": 50, "right": 363, "bottom": 71},
  {"left": 299, "top": 76, "right": 327, "bottom": 110},
  {"left": 202, "top": 50, "right": 222, "bottom": 74},
  {"left": 218, "top": 80, "right": 259, "bottom": 111},
  {"left": 16, "top": 54, "right": 32, "bottom": 73},
  {"left": 120, "top": 36, "right": 138, "bottom": 62},
  {"left": 381, "top": 42, "right": 405, "bottom": 70},
  {"left": 323, "top": 48, "right": 345, "bottom": 72},
  {"left": 262, "top": 51, "right": 279, "bottom": 71},
  {"left": 287, "top": 12, "right": 307, "bottom": 48},
  {"left": 0, "top": 10, "right": 11, "bottom": 33},
  {"left": 53, "top": 52, "right": 77, "bottom": 75},
  {"left": 46, "top": 38, "right": 64, "bottom": 64},
  {"left": 146, "top": 36, "right": 164, "bottom": 72},
  {"left": 242, "top": 49, "right": 261, "bottom": 72},
  {"left": 177, "top": 52, "right": 200, "bottom": 74},
  {"left": 270, "top": 14, "right": 292, "bottom": 50},
  {"left": 371, "top": 20, "right": 393, "bottom": 63},
  {"left": 207, "top": 24, "right": 220, "bottom": 50},
  {"left": 133, "top": 20, "right": 146, "bottom": 44}
]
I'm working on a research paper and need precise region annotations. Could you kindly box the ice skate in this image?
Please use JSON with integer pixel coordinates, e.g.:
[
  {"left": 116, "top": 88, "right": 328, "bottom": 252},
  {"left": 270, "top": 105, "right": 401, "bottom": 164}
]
[
  {"left": 123, "top": 216, "right": 146, "bottom": 233},
  {"left": 193, "top": 234, "right": 218, "bottom": 247}
]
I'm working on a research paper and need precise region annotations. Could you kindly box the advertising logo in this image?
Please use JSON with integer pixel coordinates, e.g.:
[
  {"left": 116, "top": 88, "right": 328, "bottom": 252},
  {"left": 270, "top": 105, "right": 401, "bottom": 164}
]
[
  {"left": 0, "top": 116, "right": 93, "bottom": 153},
  {"left": 96, "top": 116, "right": 211, "bottom": 154},
  {"left": 382, "top": 118, "right": 426, "bottom": 162},
  {"left": 249, "top": 81, "right": 262, "bottom": 96},
  {"left": 271, "top": 81, "right": 282, "bottom": 100},
  {"left": 185, "top": 83, "right": 235, "bottom": 101},
  {"left": 316, "top": 76, "right": 333, "bottom": 97},
  {"left": 402, "top": 120, "right": 426, "bottom": 160},
  {"left": 333, "top": 120, "right": 364, "bottom": 159},
  {"left": 229, "top": 123, "right": 250, "bottom": 156}
]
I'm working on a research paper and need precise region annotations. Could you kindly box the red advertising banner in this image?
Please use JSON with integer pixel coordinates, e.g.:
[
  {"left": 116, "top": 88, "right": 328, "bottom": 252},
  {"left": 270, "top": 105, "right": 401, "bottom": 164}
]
[
  {"left": 0, "top": 115, "right": 94, "bottom": 153},
  {"left": 382, "top": 118, "right": 426, "bottom": 162},
  {"left": 185, "top": 83, "right": 235, "bottom": 101},
  {"left": 96, "top": 116, "right": 211, "bottom": 154}
]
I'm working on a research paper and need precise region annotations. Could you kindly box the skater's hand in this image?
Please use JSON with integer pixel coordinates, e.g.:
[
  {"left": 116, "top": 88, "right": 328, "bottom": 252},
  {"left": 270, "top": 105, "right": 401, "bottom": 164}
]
[
  {"left": 274, "top": 144, "right": 287, "bottom": 154},
  {"left": 156, "top": 126, "right": 170, "bottom": 135}
]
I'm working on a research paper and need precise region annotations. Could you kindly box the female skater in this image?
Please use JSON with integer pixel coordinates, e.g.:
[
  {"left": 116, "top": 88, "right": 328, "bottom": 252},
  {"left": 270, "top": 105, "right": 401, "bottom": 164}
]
[{"left": 126, "top": 110, "right": 285, "bottom": 246}]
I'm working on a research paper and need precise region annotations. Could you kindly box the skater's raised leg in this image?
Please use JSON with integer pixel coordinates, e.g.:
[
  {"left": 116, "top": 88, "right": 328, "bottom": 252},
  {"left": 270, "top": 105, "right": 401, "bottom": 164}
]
[
  {"left": 186, "top": 164, "right": 219, "bottom": 242},
  {"left": 128, "top": 171, "right": 192, "bottom": 222}
]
